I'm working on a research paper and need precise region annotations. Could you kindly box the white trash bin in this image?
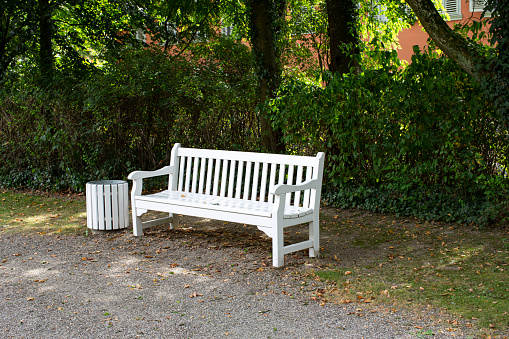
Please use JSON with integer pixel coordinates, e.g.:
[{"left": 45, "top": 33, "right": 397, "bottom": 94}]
[{"left": 86, "top": 180, "right": 129, "bottom": 231}]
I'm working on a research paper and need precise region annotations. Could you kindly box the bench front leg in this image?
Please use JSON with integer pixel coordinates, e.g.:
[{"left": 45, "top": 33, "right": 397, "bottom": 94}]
[
  {"left": 309, "top": 216, "right": 319, "bottom": 258},
  {"left": 131, "top": 178, "right": 144, "bottom": 236},
  {"left": 272, "top": 194, "right": 286, "bottom": 267}
]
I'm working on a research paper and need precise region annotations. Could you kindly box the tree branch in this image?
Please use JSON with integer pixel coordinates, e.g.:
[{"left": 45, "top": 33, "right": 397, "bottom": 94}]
[{"left": 404, "top": 0, "right": 491, "bottom": 81}]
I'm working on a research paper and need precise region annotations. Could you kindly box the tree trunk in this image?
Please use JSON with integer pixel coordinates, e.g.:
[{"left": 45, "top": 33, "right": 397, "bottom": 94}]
[
  {"left": 326, "top": 0, "right": 361, "bottom": 75},
  {"left": 39, "top": 0, "right": 54, "bottom": 84},
  {"left": 248, "top": 0, "right": 286, "bottom": 154}
]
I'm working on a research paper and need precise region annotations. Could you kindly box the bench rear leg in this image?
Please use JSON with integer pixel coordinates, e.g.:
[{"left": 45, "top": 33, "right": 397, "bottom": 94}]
[{"left": 170, "top": 214, "right": 179, "bottom": 230}]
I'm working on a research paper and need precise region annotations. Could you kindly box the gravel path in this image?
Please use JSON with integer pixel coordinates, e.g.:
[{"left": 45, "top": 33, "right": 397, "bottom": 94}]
[{"left": 0, "top": 226, "right": 471, "bottom": 338}]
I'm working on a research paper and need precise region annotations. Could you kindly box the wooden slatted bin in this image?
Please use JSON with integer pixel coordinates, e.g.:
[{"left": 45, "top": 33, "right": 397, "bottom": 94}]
[{"left": 86, "top": 180, "right": 129, "bottom": 231}]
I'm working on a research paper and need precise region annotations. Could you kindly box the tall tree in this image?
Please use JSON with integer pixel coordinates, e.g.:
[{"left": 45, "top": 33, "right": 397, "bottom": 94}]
[
  {"left": 38, "top": 0, "right": 54, "bottom": 84},
  {"left": 326, "top": 0, "right": 361, "bottom": 74},
  {"left": 0, "top": 0, "right": 147, "bottom": 82},
  {"left": 247, "top": 0, "right": 286, "bottom": 153},
  {"left": 0, "top": 0, "right": 38, "bottom": 80}
]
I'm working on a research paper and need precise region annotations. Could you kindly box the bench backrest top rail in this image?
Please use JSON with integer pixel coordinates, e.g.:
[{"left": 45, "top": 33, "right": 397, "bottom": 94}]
[{"left": 176, "top": 146, "right": 322, "bottom": 167}]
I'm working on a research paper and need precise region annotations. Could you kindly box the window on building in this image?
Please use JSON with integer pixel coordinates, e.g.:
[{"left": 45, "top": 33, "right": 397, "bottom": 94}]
[
  {"left": 135, "top": 29, "right": 146, "bottom": 43},
  {"left": 159, "top": 22, "right": 178, "bottom": 47},
  {"left": 441, "top": 0, "right": 462, "bottom": 21},
  {"left": 470, "top": 0, "right": 490, "bottom": 15},
  {"left": 221, "top": 25, "right": 233, "bottom": 36},
  {"left": 193, "top": 29, "right": 208, "bottom": 43},
  {"left": 375, "top": 4, "right": 389, "bottom": 23},
  {"left": 292, "top": 6, "right": 314, "bottom": 35}
]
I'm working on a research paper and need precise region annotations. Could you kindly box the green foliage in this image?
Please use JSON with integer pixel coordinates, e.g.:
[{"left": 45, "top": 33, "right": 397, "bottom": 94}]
[
  {"left": 0, "top": 0, "right": 143, "bottom": 83},
  {"left": 483, "top": 0, "right": 509, "bottom": 127},
  {"left": 0, "top": 39, "right": 257, "bottom": 191},
  {"left": 281, "top": 0, "right": 414, "bottom": 73},
  {"left": 271, "top": 47, "right": 509, "bottom": 226},
  {"left": 0, "top": 0, "right": 38, "bottom": 79}
]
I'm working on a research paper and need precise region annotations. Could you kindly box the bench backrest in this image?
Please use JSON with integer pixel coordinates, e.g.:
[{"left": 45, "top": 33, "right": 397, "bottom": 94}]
[{"left": 168, "top": 144, "right": 325, "bottom": 209}]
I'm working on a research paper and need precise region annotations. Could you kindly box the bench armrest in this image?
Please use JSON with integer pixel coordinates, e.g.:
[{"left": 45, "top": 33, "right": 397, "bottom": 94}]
[
  {"left": 128, "top": 165, "right": 174, "bottom": 181},
  {"left": 269, "top": 179, "right": 318, "bottom": 195}
]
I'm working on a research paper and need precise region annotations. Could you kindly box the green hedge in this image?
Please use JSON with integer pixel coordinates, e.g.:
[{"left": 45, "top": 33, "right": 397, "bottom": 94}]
[
  {"left": 0, "top": 39, "right": 258, "bottom": 191},
  {"left": 270, "top": 49, "right": 509, "bottom": 225},
  {"left": 1, "top": 40, "right": 507, "bottom": 226}
]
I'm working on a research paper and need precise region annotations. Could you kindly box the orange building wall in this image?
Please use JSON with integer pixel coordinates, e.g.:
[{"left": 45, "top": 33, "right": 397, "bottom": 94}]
[{"left": 396, "top": 1, "right": 490, "bottom": 62}]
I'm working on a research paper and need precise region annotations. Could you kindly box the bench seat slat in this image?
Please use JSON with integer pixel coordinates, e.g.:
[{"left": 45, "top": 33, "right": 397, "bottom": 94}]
[{"left": 136, "top": 190, "right": 313, "bottom": 219}]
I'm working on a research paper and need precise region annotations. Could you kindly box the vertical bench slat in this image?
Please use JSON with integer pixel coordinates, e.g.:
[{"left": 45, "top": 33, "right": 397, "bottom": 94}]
[
  {"left": 268, "top": 163, "right": 277, "bottom": 203},
  {"left": 294, "top": 165, "right": 304, "bottom": 207},
  {"left": 185, "top": 156, "right": 192, "bottom": 192},
  {"left": 235, "top": 161, "right": 244, "bottom": 199},
  {"left": 286, "top": 165, "right": 294, "bottom": 206},
  {"left": 303, "top": 166, "right": 312, "bottom": 208},
  {"left": 220, "top": 159, "right": 228, "bottom": 197},
  {"left": 227, "top": 160, "right": 236, "bottom": 198},
  {"left": 192, "top": 157, "right": 200, "bottom": 193},
  {"left": 213, "top": 158, "right": 221, "bottom": 196},
  {"left": 205, "top": 158, "right": 213, "bottom": 195},
  {"left": 251, "top": 162, "right": 260, "bottom": 201},
  {"left": 198, "top": 157, "right": 206, "bottom": 194},
  {"left": 259, "top": 162, "right": 268, "bottom": 202},
  {"left": 278, "top": 164, "right": 285, "bottom": 185},
  {"left": 178, "top": 156, "right": 186, "bottom": 192},
  {"left": 243, "top": 161, "right": 252, "bottom": 200}
]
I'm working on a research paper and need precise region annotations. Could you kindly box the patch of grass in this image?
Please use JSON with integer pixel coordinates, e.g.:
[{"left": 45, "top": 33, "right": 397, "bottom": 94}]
[
  {"left": 0, "top": 189, "right": 87, "bottom": 235},
  {"left": 316, "top": 210, "right": 509, "bottom": 337}
]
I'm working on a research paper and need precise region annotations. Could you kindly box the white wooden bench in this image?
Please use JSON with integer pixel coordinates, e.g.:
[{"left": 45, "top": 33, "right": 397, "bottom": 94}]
[{"left": 127, "top": 143, "right": 325, "bottom": 267}]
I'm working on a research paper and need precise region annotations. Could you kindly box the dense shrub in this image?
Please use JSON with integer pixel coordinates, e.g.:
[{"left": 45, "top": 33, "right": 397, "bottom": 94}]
[
  {"left": 1, "top": 38, "right": 507, "bottom": 226},
  {"left": 0, "top": 38, "right": 258, "bottom": 191},
  {"left": 270, "top": 48, "right": 509, "bottom": 225}
]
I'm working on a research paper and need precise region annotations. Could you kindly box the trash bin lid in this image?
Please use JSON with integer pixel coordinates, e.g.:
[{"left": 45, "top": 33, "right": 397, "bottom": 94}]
[{"left": 87, "top": 180, "right": 126, "bottom": 185}]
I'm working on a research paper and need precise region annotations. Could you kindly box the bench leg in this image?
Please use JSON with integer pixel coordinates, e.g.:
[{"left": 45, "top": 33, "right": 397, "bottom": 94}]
[
  {"left": 170, "top": 214, "right": 179, "bottom": 230},
  {"left": 132, "top": 210, "right": 143, "bottom": 236},
  {"left": 272, "top": 226, "right": 284, "bottom": 267},
  {"left": 308, "top": 220, "right": 319, "bottom": 258}
]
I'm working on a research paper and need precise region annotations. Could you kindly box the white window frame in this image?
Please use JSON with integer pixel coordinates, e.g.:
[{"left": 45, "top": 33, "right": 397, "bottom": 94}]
[
  {"left": 135, "top": 29, "right": 146, "bottom": 43},
  {"left": 291, "top": 5, "right": 314, "bottom": 35},
  {"left": 159, "top": 22, "right": 178, "bottom": 47},
  {"left": 221, "top": 25, "right": 233, "bottom": 36},
  {"left": 441, "top": 0, "right": 462, "bottom": 21},
  {"left": 470, "top": 0, "right": 485, "bottom": 12},
  {"left": 375, "top": 4, "right": 388, "bottom": 23},
  {"left": 193, "top": 29, "right": 208, "bottom": 43},
  {"left": 469, "top": 0, "right": 491, "bottom": 16}
]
